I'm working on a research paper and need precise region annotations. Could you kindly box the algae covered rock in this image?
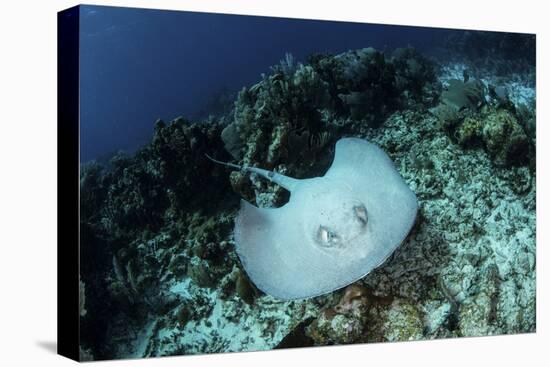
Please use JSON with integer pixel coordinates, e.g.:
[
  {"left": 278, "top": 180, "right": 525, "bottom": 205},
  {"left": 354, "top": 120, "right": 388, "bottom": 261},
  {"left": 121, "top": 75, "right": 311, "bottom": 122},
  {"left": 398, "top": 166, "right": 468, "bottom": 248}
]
[
  {"left": 435, "top": 92, "right": 531, "bottom": 167},
  {"left": 482, "top": 109, "right": 529, "bottom": 166},
  {"left": 306, "top": 293, "right": 425, "bottom": 345},
  {"left": 455, "top": 116, "right": 483, "bottom": 146},
  {"left": 458, "top": 292, "right": 496, "bottom": 337},
  {"left": 305, "top": 284, "right": 371, "bottom": 345},
  {"left": 307, "top": 312, "right": 366, "bottom": 345},
  {"left": 379, "top": 300, "right": 424, "bottom": 342}
]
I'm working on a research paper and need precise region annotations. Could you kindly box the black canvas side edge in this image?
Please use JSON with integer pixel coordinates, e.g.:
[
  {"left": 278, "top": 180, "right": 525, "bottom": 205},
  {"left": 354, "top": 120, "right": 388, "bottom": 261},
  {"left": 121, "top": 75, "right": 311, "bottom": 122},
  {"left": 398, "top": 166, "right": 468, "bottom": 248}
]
[{"left": 57, "top": 5, "right": 80, "bottom": 362}]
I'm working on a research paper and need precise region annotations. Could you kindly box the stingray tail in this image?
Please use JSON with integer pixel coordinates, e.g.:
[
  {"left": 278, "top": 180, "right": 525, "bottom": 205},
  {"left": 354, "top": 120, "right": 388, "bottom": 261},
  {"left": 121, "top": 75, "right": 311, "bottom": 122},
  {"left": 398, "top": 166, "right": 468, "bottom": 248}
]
[
  {"left": 205, "top": 154, "right": 299, "bottom": 192},
  {"left": 205, "top": 154, "right": 242, "bottom": 170}
]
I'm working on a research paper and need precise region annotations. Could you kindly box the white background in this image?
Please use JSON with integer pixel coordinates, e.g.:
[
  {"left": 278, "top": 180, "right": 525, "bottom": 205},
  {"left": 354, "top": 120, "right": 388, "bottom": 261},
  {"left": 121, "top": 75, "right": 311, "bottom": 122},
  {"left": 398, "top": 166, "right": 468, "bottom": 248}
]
[{"left": 0, "top": 0, "right": 548, "bottom": 365}]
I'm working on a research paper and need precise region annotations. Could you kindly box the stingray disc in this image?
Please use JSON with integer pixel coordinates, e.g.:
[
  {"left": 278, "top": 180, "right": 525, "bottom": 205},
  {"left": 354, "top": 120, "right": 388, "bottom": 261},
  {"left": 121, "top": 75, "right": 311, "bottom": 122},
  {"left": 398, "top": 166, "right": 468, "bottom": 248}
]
[{"left": 234, "top": 138, "right": 418, "bottom": 300}]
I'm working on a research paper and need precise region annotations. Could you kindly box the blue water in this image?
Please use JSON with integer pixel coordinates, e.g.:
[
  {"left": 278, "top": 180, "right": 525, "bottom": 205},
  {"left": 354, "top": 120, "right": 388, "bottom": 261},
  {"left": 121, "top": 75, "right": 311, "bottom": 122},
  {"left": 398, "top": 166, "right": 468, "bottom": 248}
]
[{"left": 79, "top": 5, "right": 449, "bottom": 162}]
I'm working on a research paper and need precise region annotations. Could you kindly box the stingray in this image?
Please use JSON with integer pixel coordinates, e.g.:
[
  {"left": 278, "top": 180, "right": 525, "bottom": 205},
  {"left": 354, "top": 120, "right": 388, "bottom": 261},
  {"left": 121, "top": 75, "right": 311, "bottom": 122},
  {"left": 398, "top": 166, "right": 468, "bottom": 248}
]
[{"left": 208, "top": 137, "right": 417, "bottom": 300}]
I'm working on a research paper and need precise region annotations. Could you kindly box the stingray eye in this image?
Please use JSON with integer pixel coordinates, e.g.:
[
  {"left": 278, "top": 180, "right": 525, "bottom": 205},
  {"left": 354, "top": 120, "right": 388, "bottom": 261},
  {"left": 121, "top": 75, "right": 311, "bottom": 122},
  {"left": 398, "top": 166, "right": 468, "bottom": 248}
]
[
  {"left": 317, "top": 225, "right": 339, "bottom": 247},
  {"left": 354, "top": 205, "right": 368, "bottom": 226}
]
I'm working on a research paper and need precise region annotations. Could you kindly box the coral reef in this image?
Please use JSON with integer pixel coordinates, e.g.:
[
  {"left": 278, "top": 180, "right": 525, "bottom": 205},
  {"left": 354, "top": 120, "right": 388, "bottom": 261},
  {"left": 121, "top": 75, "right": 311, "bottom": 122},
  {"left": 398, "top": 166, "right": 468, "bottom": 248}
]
[
  {"left": 220, "top": 48, "right": 439, "bottom": 207},
  {"left": 432, "top": 75, "right": 534, "bottom": 168},
  {"left": 79, "top": 46, "right": 536, "bottom": 360},
  {"left": 79, "top": 117, "right": 237, "bottom": 359},
  {"left": 328, "top": 47, "right": 399, "bottom": 122},
  {"left": 482, "top": 109, "right": 530, "bottom": 166},
  {"left": 391, "top": 47, "right": 441, "bottom": 106}
]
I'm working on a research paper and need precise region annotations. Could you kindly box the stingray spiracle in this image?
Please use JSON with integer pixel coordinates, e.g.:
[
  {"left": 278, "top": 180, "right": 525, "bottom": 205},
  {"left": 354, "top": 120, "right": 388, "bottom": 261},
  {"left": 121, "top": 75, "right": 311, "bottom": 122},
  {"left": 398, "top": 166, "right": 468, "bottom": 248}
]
[{"left": 315, "top": 204, "right": 368, "bottom": 249}]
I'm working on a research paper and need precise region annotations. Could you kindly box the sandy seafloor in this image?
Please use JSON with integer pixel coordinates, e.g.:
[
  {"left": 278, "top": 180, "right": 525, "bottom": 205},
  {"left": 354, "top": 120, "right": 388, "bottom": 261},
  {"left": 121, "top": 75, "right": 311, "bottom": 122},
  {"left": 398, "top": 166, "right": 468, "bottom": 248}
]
[{"left": 78, "top": 47, "right": 536, "bottom": 360}]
